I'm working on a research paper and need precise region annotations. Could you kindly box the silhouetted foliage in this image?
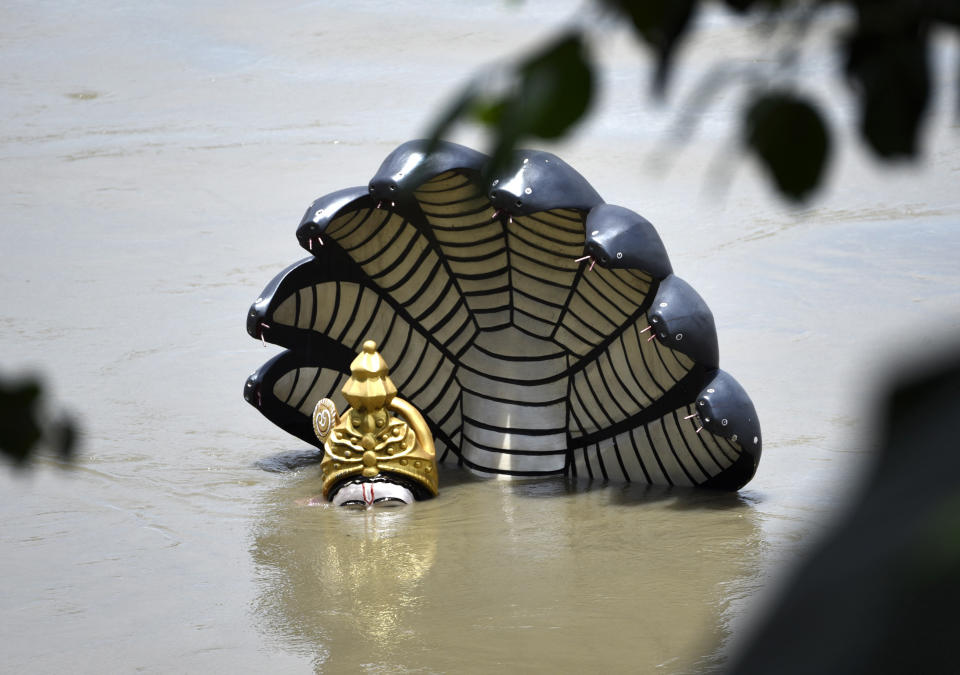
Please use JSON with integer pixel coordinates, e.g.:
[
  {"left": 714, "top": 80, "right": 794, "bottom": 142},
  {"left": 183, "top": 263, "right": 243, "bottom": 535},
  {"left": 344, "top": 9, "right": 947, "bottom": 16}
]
[
  {"left": 601, "top": 0, "right": 698, "bottom": 93},
  {"left": 744, "top": 92, "right": 830, "bottom": 200},
  {"left": 430, "top": 31, "right": 595, "bottom": 179},
  {"left": 427, "top": 0, "right": 959, "bottom": 202},
  {"left": 844, "top": 1, "right": 932, "bottom": 158},
  {"left": 0, "top": 374, "right": 77, "bottom": 468},
  {"left": 726, "top": 347, "right": 960, "bottom": 673}
]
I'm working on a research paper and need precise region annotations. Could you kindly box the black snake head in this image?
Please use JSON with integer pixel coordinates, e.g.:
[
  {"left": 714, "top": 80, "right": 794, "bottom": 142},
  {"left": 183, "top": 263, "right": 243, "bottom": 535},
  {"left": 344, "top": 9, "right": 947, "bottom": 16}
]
[
  {"left": 367, "top": 139, "right": 487, "bottom": 214},
  {"left": 583, "top": 204, "right": 673, "bottom": 278},
  {"left": 488, "top": 150, "right": 602, "bottom": 217},
  {"left": 647, "top": 275, "right": 719, "bottom": 369},
  {"left": 295, "top": 187, "right": 369, "bottom": 254},
  {"left": 694, "top": 369, "right": 762, "bottom": 489}
]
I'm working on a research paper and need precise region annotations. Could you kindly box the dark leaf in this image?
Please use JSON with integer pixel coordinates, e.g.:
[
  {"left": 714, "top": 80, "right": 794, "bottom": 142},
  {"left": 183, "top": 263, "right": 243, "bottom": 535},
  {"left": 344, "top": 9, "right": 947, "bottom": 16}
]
[
  {"left": 721, "top": 0, "right": 791, "bottom": 12},
  {"left": 487, "top": 32, "right": 594, "bottom": 179},
  {"left": 843, "top": 7, "right": 931, "bottom": 158},
  {"left": 0, "top": 375, "right": 79, "bottom": 468},
  {"left": 743, "top": 91, "right": 830, "bottom": 201},
  {"left": 722, "top": 0, "right": 756, "bottom": 13},
  {"left": 0, "top": 377, "right": 43, "bottom": 464},
  {"left": 49, "top": 414, "right": 78, "bottom": 460},
  {"left": 470, "top": 98, "right": 507, "bottom": 127},
  {"left": 602, "top": 0, "right": 698, "bottom": 93},
  {"left": 425, "top": 32, "right": 593, "bottom": 178},
  {"left": 425, "top": 81, "right": 480, "bottom": 155},
  {"left": 927, "top": 1, "right": 960, "bottom": 28},
  {"left": 509, "top": 31, "right": 594, "bottom": 139}
]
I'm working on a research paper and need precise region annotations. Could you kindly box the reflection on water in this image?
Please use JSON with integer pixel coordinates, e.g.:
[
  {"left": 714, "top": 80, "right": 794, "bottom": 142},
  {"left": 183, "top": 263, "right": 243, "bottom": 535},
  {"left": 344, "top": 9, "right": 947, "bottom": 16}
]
[
  {"left": 252, "top": 465, "right": 762, "bottom": 673},
  {"left": 252, "top": 472, "right": 437, "bottom": 671}
]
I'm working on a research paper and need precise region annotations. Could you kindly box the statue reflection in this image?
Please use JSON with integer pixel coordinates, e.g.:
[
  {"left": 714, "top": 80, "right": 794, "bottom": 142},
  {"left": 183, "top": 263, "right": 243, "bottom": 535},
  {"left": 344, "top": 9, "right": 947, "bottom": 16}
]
[
  {"left": 250, "top": 472, "right": 439, "bottom": 672},
  {"left": 316, "top": 511, "right": 436, "bottom": 645},
  {"left": 251, "top": 463, "right": 763, "bottom": 673}
]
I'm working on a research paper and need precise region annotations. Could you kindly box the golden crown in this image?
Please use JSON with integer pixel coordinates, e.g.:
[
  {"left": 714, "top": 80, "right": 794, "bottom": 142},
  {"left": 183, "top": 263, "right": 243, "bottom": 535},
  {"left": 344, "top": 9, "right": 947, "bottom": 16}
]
[{"left": 315, "top": 340, "right": 438, "bottom": 500}]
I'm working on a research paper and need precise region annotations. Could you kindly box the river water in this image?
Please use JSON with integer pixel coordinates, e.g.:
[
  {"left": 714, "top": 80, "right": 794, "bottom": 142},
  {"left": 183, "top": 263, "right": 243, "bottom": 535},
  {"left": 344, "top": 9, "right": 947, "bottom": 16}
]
[{"left": 2, "top": 2, "right": 958, "bottom": 672}]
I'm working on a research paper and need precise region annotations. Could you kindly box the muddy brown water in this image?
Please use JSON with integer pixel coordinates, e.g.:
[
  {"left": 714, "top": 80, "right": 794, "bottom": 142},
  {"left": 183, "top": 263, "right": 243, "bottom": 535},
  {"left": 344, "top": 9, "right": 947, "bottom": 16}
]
[{"left": 2, "top": 2, "right": 959, "bottom": 672}]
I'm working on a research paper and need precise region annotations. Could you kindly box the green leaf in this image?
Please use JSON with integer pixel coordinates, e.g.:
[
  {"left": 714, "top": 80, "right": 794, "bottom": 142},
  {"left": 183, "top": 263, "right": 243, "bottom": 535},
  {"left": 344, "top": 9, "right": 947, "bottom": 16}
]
[
  {"left": 470, "top": 98, "right": 507, "bottom": 127},
  {"left": 508, "top": 31, "right": 594, "bottom": 140},
  {"left": 424, "top": 32, "right": 593, "bottom": 172},
  {"left": 485, "top": 32, "right": 594, "bottom": 177},
  {"left": 743, "top": 91, "right": 830, "bottom": 202}
]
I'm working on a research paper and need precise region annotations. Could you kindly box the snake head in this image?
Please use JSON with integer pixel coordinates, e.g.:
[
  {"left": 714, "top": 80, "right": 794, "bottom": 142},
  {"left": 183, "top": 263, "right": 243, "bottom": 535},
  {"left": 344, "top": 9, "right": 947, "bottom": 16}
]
[
  {"left": 488, "top": 150, "right": 602, "bottom": 217},
  {"left": 695, "top": 371, "right": 761, "bottom": 452},
  {"left": 583, "top": 204, "right": 672, "bottom": 277},
  {"left": 295, "top": 187, "right": 369, "bottom": 254},
  {"left": 647, "top": 275, "right": 719, "bottom": 369},
  {"left": 367, "top": 139, "right": 487, "bottom": 214},
  {"left": 694, "top": 370, "right": 762, "bottom": 490}
]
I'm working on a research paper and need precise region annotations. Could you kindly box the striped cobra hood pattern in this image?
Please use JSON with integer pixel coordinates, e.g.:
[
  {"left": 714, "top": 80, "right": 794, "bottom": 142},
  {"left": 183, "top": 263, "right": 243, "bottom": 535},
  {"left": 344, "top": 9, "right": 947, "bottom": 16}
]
[{"left": 244, "top": 140, "right": 762, "bottom": 490}]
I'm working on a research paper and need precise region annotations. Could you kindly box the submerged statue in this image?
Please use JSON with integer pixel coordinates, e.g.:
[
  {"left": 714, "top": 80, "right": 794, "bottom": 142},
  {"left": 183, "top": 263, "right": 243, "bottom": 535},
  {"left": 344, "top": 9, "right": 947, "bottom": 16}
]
[
  {"left": 313, "top": 340, "right": 438, "bottom": 506},
  {"left": 244, "top": 139, "right": 763, "bottom": 500}
]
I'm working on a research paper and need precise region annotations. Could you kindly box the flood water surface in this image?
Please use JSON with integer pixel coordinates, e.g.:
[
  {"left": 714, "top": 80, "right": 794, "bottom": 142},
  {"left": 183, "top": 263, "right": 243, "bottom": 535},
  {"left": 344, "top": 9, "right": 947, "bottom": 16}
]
[
  {"left": 252, "top": 468, "right": 761, "bottom": 673},
  {"left": 2, "top": 2, "right": 959, "bottom": 673}
]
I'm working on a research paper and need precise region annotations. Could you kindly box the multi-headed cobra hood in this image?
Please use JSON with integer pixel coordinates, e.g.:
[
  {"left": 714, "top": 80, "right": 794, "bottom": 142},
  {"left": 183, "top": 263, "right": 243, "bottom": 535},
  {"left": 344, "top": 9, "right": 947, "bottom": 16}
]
[{"left": 246, "top": 139, "right": 763, "bottom": 491}]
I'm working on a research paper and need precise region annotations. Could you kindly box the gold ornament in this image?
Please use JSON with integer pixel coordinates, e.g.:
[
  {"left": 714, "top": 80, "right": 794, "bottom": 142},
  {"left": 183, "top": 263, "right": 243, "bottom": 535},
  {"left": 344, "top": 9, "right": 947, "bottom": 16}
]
[
  {"left": 313, "top": 398, "right": 338, "bottom": 443},
  {"left": 314, "top": 340, "right": 439, "bottom": 500}
]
